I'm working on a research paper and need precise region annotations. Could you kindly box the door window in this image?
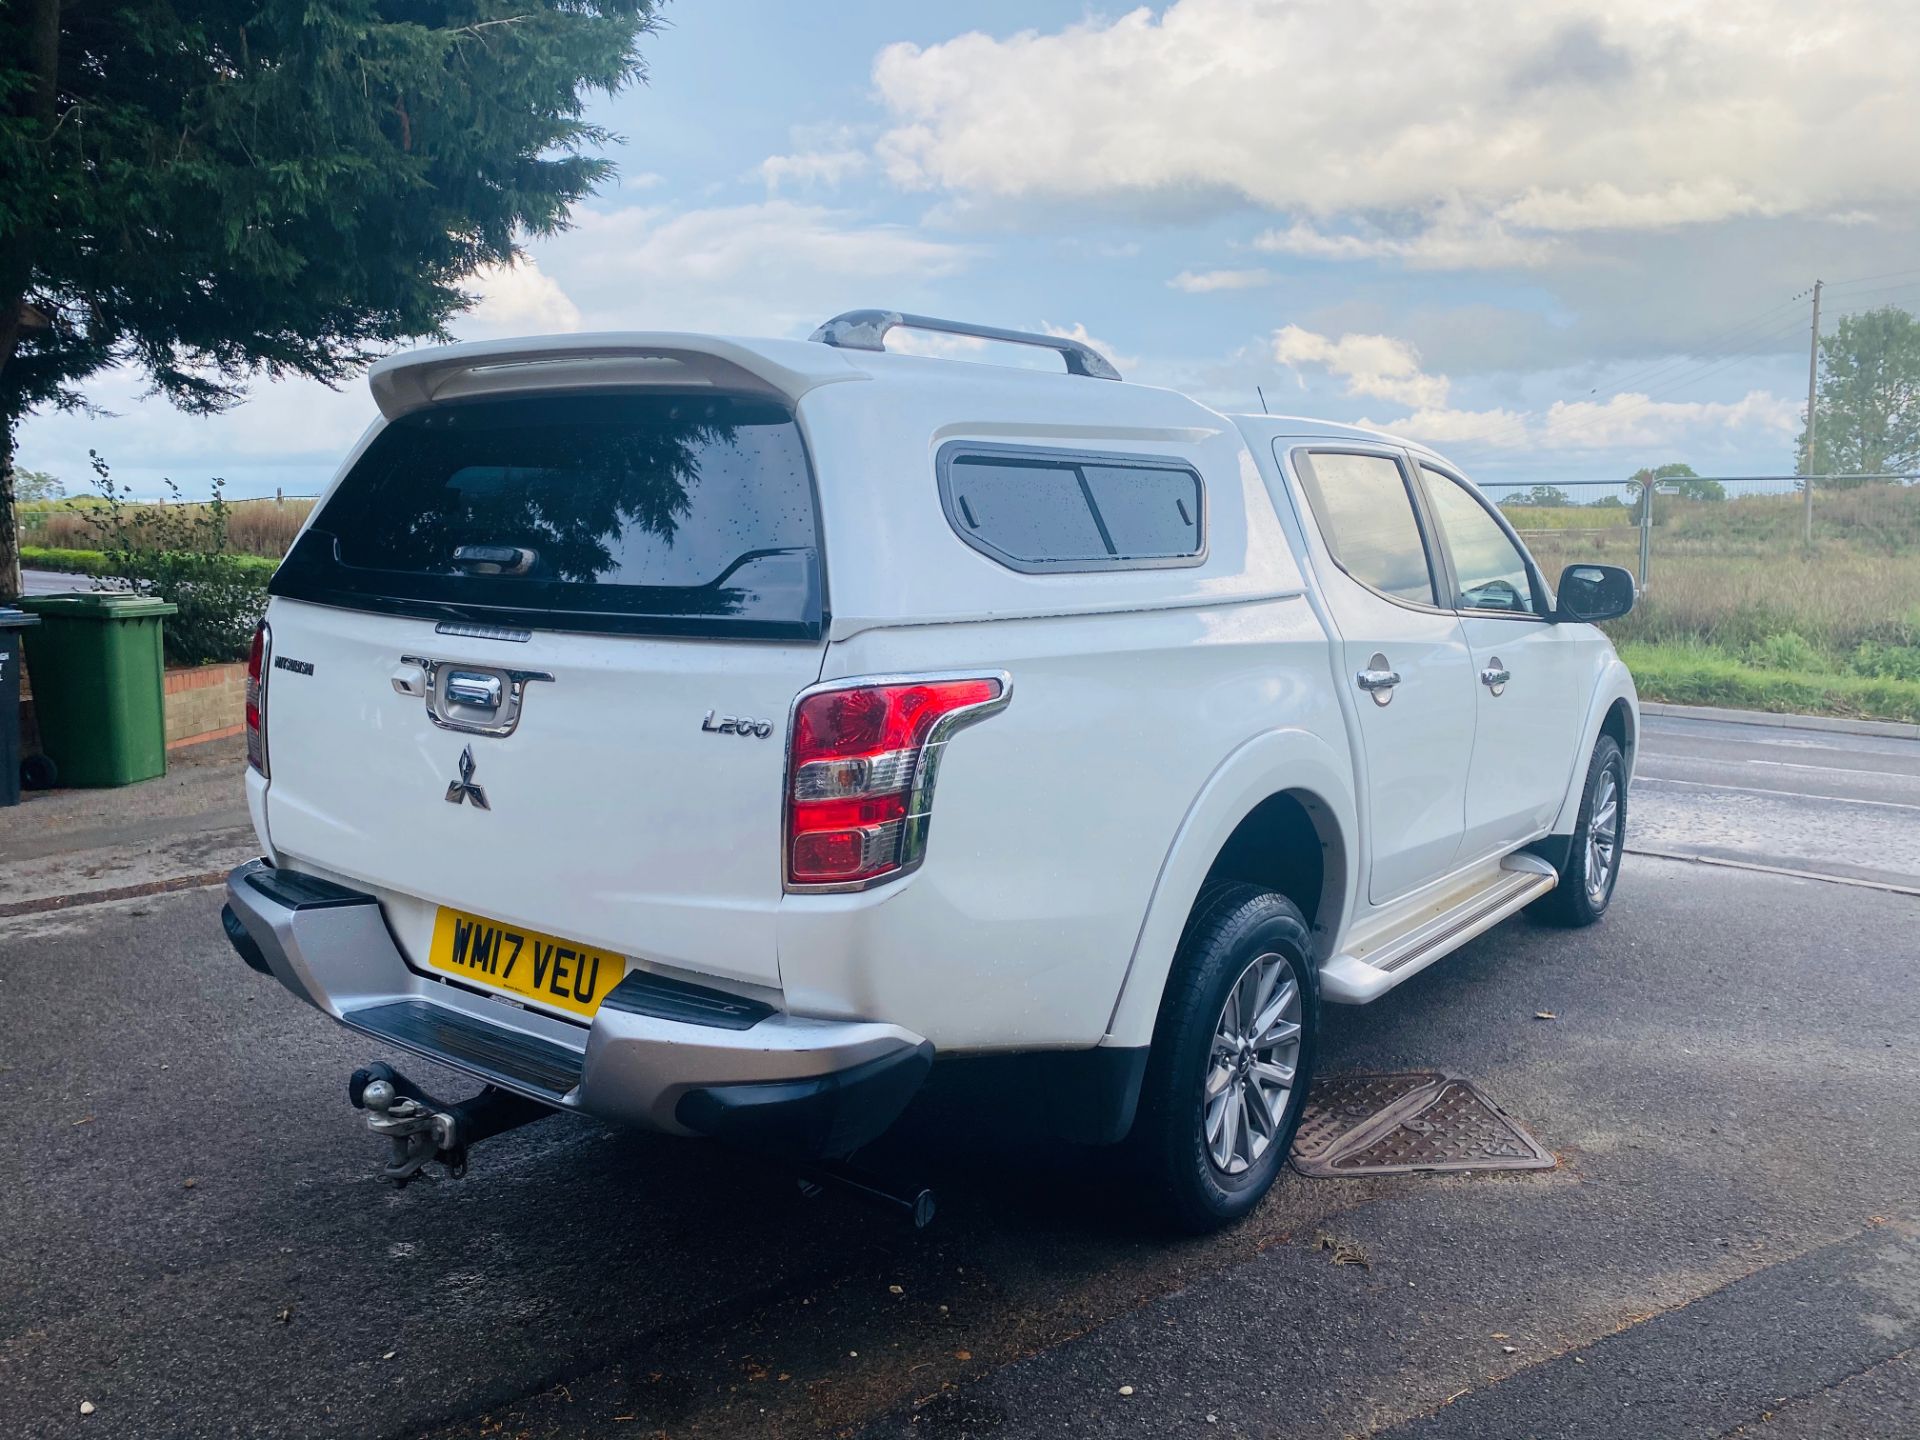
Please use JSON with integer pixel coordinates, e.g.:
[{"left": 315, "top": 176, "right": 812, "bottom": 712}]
[
  {"left": 1294, "top": 451, "right": 1437, "bottom": 605},
  {"left": 1421, "top": 468, "right": 1542, "bottom": 616}
]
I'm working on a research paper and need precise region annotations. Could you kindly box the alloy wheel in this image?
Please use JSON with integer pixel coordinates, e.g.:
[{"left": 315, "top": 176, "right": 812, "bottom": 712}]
[
  {"left": 1204, "top": 952, "right": 1303, "bottom": 1175},
  {"left": 1586, "top": 767, "right": 1620, "bottom": 901}
]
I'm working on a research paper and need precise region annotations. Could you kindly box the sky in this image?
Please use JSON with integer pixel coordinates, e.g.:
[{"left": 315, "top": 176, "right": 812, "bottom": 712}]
[{"left": 17, "top": 0, "right": 1920, "bottom": 502}]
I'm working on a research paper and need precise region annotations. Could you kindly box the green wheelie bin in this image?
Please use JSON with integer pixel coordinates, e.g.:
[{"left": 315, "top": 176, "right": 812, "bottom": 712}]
[{"left": 18, "top": 592, "right": 178, "bottom": 787}]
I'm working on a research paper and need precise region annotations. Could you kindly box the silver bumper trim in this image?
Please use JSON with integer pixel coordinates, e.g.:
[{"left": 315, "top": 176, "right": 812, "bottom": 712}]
[{"left": 224, "top": 859, "right": 926, "bottom": 1134}]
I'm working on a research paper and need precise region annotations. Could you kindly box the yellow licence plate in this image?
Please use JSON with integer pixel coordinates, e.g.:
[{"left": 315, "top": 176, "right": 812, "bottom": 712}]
[{"left": 427, "top": 907, "right": 627, "bottom": 1019}]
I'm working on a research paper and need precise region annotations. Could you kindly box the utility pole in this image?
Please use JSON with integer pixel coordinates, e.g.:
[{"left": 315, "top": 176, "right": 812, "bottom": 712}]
[{"left": 1802, "top": 278, "right": 1823, "bottom": 547}]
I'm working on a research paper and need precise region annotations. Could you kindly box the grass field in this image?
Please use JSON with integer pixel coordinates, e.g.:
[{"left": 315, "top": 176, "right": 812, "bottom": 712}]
[
  {"left": 20, "top": 496, "right": 314, "bottom": 558},
  {"left": 1516, "top": 484, "right": 1920, "bottom": 722}
]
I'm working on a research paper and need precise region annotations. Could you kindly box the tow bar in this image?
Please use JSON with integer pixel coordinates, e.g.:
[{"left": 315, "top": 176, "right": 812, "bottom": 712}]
[{"left": 347, "top": 1062, "right": 554, "bottom": 1186}]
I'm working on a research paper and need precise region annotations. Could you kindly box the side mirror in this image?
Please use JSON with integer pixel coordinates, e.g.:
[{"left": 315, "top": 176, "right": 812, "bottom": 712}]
[{"left": 1554, "top": 564, "right": 1635, "bottom": 624}]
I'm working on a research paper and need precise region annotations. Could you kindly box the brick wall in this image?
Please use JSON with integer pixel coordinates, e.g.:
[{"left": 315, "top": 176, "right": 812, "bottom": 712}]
[{"left": 164, "top": 663, "right": 248, "bottom": 749}]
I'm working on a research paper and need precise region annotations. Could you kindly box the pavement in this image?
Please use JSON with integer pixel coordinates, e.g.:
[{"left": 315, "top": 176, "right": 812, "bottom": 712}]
[
  {"left": 0, "top": 736, "right": 255, "bottom": 915},
  {"left": 1, "top": 707, "right": 1915, "bottom": 1439}
]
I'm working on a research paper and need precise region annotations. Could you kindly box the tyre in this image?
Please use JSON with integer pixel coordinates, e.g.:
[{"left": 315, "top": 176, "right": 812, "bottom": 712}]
[
  {"left": 1531, "top": 734, "right": 1625, "bottom": 928},
  {"left": 1133, "top": 883, "right": 1319, "bottom": 1233}
]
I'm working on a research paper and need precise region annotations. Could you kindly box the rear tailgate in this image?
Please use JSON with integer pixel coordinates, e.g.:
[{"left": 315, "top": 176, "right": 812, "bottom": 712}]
[{"left": 259, "top": 389, "right": 826, "bottom": 997}]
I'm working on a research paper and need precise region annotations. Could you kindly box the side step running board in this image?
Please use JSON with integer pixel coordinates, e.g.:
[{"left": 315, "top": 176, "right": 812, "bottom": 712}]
[{"left": 1320, "top": 854, "right": 1557, "bottom": 1004}]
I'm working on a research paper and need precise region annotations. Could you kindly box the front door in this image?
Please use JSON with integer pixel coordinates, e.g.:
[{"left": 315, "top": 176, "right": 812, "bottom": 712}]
[
  {"left": 1288, "top": 448, "right": 1479, "bottom": 904},
  {"left": 1416, "top": 464, "right": 1586, "bottom": 857}
]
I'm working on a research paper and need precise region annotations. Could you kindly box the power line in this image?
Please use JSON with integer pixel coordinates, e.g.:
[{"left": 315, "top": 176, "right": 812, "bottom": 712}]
[
  {"left": 1824, "top": 265, "right": 1920, "bottom": 291},
  {"left": 1554, "top": 294, "right": 1806, "bottom": 403},
  {"left": 1455, "top": 310, "right": 1812, "bottom": 454}
]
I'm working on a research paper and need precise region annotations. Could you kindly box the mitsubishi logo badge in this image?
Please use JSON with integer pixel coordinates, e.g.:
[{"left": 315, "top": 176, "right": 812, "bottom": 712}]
[{"left": 445, "top": 745, "right": 490, "bottom": 809}]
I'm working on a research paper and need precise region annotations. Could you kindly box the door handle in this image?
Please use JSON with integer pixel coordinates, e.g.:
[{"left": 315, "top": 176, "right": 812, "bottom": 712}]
[
  {"left": 1356, "top": 652, "right": 1401, "bottom": 706},
  {"left": 1480, "top": 659, "right": 1510, "bottom": 697}
]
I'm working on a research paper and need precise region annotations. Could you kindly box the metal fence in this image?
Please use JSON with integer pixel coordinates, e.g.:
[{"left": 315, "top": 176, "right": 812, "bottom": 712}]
[{"left": 1490, "top": 474, "right": 1920, "bottom": 593}]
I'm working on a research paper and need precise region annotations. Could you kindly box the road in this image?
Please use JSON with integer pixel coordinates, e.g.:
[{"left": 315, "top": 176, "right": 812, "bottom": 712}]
[
  {"left": 1, "top": 711, "right": 1915, "bottom": 1439},
  {"left": 1632, "top": 709, "right": 1920, "bottom": 892}
]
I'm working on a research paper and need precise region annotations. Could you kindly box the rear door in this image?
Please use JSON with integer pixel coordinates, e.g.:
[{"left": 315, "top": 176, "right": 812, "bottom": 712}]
[
  {"left": 1415, "top": 463, "right": 1585, "bottom": 856},
  {"left": 1290, "top": 448, "right": 1478, "bottom": 904},
  {"left": 261, "top": 390, "right": 827, "bottom": 995}
]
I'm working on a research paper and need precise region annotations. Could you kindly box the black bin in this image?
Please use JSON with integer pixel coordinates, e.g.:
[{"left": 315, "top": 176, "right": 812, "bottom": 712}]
[{"left": 0, "top": 605, "right": 40, "bottom": 806}]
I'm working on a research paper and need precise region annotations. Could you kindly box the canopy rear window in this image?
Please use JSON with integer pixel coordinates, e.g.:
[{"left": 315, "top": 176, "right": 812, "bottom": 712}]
[{"left": 272, "top": 392, "right": 824, "bottom": 640}]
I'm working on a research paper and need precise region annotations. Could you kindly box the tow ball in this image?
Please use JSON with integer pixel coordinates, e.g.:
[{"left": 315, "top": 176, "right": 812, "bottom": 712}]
[{"left": 347, "top": 1062, "right": 553, "bottom": 1186}]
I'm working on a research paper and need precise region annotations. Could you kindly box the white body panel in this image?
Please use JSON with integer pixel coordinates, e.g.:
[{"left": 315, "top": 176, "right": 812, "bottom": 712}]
[
  {"left": 248, "top": 330, "right": 1636, "bottom": 1085},
  {"left": 260, "top": 603, "right": 822, "bottom": 998}
]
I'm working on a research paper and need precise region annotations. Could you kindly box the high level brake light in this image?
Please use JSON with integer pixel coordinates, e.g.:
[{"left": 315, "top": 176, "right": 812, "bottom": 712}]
[
  {"left": 785, "top": 675, "right": 1010, "bottom": 890},
  {"left": 245, "top": 621, "right": 271, "bottom": 776}
]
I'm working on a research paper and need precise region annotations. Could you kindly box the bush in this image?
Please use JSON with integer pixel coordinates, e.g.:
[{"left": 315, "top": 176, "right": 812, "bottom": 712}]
[
  {"left": 1850, "top": 640, "right": 1920, "bottom": 684},
  {"left": 1743, "top": 630, "right": 1823, "bottom": 673},
  {"left": 76, "top": 453, "right": 270, "bottom": 666},
  {"left": 22, "top": 544, "right": 278, "bottom": 580}
]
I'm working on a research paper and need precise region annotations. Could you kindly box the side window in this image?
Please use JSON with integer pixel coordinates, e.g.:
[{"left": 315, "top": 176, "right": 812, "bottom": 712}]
[
  {"left": 1420, "top": 467, "right": 1541, "bottom": 616},
  {"left": 1294, "top": 451, "right": 1437, "bottom": 605},
  {"left": 939, "top": 446, "right": 1203, "bottom": 572}
]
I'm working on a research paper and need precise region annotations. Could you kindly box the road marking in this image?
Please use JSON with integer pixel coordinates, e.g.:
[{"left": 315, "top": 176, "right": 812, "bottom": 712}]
[
  {"left": 1628, "top": 845, "right": 1920, "bottom": 899},
  {"left": 1745, "top": 758, "right": 1920, "bottom": 779},
  {"left": 1633, "top": 775, "right": 1920, "bottom": 812}
]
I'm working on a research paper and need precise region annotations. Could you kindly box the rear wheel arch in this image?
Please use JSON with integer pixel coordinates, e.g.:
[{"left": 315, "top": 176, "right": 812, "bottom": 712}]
[
  {"left": 1195, "top": 789, "right": 1347, "bottom": 962},
  {"left": 1104, "top": 729, "right": 1358, "bottom": 1052}
]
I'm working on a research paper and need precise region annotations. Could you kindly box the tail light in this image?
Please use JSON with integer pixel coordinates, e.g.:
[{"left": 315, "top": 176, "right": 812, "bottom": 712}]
[
  {"left": 245, "top": 621, "right": 270, "bottom": 776},
  {"left": 785, "top": 674, "right": 1010, "bottom": 890}
]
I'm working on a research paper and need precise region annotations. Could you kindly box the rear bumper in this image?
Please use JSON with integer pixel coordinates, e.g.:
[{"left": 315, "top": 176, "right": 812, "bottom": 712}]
[{"left": 223, "top": 859, "right": 931, "bottom": 1156}]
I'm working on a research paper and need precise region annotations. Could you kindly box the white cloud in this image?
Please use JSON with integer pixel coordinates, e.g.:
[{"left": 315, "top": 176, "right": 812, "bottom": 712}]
[
  {"left": 1495, "top": 180, "right": 1778, "bottom": 234},
  {"left": 1272, "top": 325, "right": 1450, "bottom": 409},
  {"left": 546, "top": 200, "right": 977, "bottom": 335},
  {"left": 1384, "top": 406, "right": 1535, "bottom": 451},
  {"left": 759, "top": 149, "right": 871, "bottom": 191},
  {"left": 872, "top": 0, "right": 1920, "bottom": 262},
  {"left": 456, "top": 260, "right": 583, "bottom": 340},
  {"left": 1537, "top": 389, "right": 1803, "bottom": 450},
  {"left": 1170, "top": 267, "right": 1274, "bottom": 293},
  {"left": 1254, "top": 209, "right": 1557, "bottom": 270},
  {"left": 1267, "top": 324, "right": 1801, "bottom": 456}
]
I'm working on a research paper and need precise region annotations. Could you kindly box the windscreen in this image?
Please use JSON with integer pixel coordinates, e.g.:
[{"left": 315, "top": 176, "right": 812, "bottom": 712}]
[{"left": 272, "top": 391, "right": 825, "bottom": 639}]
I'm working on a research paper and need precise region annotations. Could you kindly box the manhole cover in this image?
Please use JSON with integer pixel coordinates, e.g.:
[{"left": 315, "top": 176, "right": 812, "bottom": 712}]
[{"left": 1291, "top": 1072, "right": 1555, "bottom": 1177}]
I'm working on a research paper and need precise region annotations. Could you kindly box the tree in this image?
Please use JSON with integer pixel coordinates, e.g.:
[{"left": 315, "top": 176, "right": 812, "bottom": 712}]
[
  {"left": 13, "top": 467, "right": 61, "bottom": 502},
  {"left": 1628, "top": 462, "right": 1722, "bottom": 521},
  {"left": 1794, "top": 305, "right": 1920, "bottom": 484},
  {"left": 1510, "top": 484, "right": 1570, "bottom": 507},
  {"left": 0, "top": 0, "right": 660, "bottom": 599}
]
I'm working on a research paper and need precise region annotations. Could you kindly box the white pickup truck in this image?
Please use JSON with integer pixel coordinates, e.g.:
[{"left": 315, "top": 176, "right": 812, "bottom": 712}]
[{"left": 223, "top": 311, "right": 1637, "bottom": 1230}]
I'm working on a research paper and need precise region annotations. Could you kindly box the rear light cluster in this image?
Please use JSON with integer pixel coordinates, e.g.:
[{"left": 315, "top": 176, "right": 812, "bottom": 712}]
[
  {"left": 785, "top": 675, "right": 1008, "bottom": 890},
  {"left": 245, "top": 622, "right": 270, "bottom": 776}
]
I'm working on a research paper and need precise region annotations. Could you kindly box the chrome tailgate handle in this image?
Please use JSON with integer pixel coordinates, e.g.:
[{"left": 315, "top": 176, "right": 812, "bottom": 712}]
[
  {"left": 400, "top": 655, "right": 552, "bottom": 737},
  {"left": 445, "top": 671, "right": 504, "bottom": 710}
]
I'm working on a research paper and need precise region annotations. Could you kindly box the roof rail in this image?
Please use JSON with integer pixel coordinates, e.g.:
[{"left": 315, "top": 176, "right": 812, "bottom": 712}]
[{"left": 808, "top": 310, "right": 1122, "bottom": 381}]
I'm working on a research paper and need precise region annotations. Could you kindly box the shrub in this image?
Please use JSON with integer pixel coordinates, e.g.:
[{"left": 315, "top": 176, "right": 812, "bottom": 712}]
[
  {"left": 1743, "top": 630, "right": 1823, "bottom": 673},
  {"left": 1850, "top": 640, "right": 1920, "bottom": 683},
  {"left": 77, "top": 453, "right": 269, "bottom": 666}
]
